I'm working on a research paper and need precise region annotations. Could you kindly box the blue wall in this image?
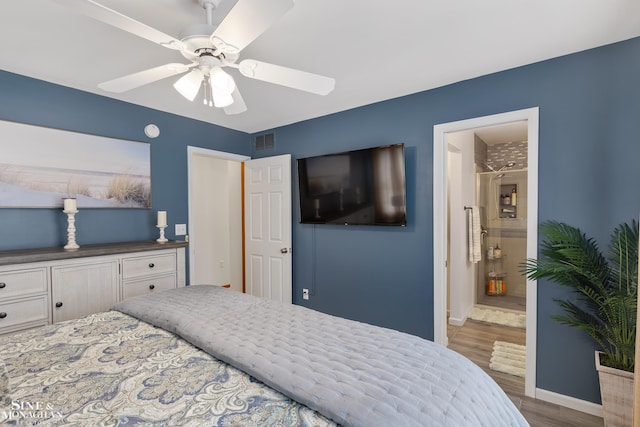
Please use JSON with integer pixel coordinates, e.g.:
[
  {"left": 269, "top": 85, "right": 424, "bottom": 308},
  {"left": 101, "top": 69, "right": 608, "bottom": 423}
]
[
  {"left": 0, "top": 70, "right": 250, "bottom": 251},
  {"left": 254, "top": 37, "right": 640, "bottom": 404},
  {"left": 2, "top": 36, "right": 640, "bottom": 405}
]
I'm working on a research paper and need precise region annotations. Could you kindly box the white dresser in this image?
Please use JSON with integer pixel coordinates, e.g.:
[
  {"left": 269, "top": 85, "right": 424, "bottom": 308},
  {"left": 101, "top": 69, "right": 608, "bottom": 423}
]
[{"left": 0, "top": 241, "right": 187, "bottom": 334}]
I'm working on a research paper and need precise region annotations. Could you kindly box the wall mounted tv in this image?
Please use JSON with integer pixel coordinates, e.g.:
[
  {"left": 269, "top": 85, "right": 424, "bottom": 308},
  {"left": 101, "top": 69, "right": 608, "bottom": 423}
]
[{"left": 297, "top": 143, "right": 407, "bottom": 226}]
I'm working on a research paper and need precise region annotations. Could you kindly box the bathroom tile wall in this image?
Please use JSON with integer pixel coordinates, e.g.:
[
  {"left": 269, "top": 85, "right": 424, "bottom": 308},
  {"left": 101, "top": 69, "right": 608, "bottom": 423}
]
[
  {"left": 487, "top": 141, "right": 528, "bottom": 169},
  {"left": 474, "top": 134, "right": 488, "bottom": 168}
]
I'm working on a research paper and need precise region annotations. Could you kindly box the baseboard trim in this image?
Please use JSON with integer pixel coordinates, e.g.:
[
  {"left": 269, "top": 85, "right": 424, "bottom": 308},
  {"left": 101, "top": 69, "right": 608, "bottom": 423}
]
[
  {"left": 535, "top": 388, "right": 603, "bottom": 418},
  {"left": 448, "top": 316, "right": 465, "bottom": 326},
  {"left": 448, "top": 308, "right": 470, "bottom": 327}
]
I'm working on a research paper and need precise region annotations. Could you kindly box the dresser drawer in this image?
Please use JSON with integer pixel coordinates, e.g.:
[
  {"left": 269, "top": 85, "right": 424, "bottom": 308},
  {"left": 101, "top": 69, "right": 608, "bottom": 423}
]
[
  {"left": 0, "top": 268, "right": 48, "bottom": 299},
  {"left": 0, "top": 295, "right": 49, "bottom": 332},
  {"left": 122, "top": 253, "right": 176, "bottom": 279},
  {"left": 122, "top": 274, "right": 176, "bottom": 299}
]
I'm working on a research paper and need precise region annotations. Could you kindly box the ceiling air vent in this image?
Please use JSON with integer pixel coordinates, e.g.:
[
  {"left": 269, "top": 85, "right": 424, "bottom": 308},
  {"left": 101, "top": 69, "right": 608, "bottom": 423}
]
[{"left": 254, "top": 133, "right": 275, "bottom": 151}]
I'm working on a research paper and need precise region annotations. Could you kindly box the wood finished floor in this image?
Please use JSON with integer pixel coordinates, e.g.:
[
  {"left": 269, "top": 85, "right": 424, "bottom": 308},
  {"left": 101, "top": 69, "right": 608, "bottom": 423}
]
[
  {"left": 477, "top": 292, "right": 526, "bottom": 312},
  {"left": 448, "top": 319, "right": 604, "bottom": 427}
]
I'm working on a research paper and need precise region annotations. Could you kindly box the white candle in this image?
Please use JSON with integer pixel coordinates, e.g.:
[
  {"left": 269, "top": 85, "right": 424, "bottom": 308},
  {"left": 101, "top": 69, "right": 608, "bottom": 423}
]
[
  {"left": 63, "top": 198, "right": 77, "bottom": 211},
  {"left": 157, "top": 211, "right": 167, "bottom": 227}
]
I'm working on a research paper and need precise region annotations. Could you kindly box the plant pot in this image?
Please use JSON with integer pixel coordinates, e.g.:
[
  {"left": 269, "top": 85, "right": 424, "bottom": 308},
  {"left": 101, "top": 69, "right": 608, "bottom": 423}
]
[{"left": 595, "top": 351, "right": 634, "bottom": 427}]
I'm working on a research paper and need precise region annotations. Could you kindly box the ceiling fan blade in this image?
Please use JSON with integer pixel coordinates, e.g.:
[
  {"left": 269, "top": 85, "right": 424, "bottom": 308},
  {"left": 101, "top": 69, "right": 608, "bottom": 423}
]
[
  {"left": 224, "top": 87, "right": 247, "bottom": 115},
  {"left": 211, "top": 0, "right": 294, "bottom": 53},
  {"left": 237, "top": 60, "right": 335, "bottom": 95},
  {"left": 52, "top": 0, "right": 184, "bottom": 50},
  {"left": 98, "top": 63, "right": 192, "bottom": 93}
]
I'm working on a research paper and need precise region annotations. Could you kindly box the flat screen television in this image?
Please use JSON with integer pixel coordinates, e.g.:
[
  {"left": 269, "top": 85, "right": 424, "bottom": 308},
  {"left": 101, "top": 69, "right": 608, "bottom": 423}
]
[{"left": 297, "top": 144, "right": 407, "bottom": 226}]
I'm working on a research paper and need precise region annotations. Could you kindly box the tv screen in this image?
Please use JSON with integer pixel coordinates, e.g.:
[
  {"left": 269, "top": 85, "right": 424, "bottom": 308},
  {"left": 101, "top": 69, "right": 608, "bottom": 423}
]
[{"left": 297, "top": 144, "right": 407, "bottom": 226}]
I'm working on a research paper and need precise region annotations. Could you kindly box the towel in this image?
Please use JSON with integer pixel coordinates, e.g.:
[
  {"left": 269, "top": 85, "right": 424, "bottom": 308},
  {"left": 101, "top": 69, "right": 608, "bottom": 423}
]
[{"left": 468, "top": 206, "right": 482, "bottom": 263}]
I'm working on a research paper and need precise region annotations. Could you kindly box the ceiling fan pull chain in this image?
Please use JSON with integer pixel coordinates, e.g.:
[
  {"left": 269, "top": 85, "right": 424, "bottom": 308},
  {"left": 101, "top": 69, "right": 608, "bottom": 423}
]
[
  {"left": 202, "top": 78, "right": 207, "bottom": 106},
  {"left": 202, "top": 78, "right": 211, "bottom": 107}
]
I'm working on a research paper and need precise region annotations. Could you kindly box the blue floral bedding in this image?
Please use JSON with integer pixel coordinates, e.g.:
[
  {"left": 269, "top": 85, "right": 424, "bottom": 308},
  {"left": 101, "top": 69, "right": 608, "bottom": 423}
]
[{"left": 0, "top": 311, "right": 334, "bottom": 426}]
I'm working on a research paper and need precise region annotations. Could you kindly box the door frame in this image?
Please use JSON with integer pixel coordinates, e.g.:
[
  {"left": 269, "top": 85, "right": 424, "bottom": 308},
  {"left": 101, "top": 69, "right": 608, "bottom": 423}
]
[
  {"left": 187, "top": 146, "right": 250, "bottom": 286},
  {"left": 433, "top": 107, "right": 539, "bottom": 398}
]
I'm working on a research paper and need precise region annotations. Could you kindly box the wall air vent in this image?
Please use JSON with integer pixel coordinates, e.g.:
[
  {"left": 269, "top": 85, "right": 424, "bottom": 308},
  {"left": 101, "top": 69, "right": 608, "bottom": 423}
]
[{"left": 254, "top": 132, "right": 275, "bottom": 151}]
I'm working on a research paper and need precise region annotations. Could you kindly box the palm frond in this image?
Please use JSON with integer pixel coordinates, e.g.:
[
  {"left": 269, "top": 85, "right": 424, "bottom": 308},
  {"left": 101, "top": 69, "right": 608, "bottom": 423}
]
[
  {"left": 608, "top": 221, "right": 639, "bottom": 296},
  {"left": 522, "top": 220, "right": 638, "bottom": 372}
]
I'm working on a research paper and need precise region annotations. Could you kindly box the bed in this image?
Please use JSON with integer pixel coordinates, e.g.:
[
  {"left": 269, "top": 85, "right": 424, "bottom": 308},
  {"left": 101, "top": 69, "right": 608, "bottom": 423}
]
[{"left": 0, "top": 285, "right": 529, "bottom": 426}]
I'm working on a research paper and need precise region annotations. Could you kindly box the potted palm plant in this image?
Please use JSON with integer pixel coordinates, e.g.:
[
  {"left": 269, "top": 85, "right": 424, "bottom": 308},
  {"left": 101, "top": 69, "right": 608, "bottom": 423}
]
[{"left": 522, "top": 220, "right": 637, "bottom": 427}]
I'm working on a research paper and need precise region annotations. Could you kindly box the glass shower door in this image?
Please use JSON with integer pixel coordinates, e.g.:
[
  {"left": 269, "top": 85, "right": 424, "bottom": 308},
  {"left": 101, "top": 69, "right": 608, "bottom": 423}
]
[{"left": 475, "top": 170, "right": 527, "bottom": 311}]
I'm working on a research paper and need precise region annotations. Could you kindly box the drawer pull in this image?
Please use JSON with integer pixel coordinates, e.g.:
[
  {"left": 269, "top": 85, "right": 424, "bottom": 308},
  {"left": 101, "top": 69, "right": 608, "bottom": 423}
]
[
  {"left": 0, "top": 282, "right": 5, "bottom": 289},
  {"left": 148, "top": 263, "right": 155, "bottom": 268},
  {"left": 149, "top": 284, "right": 155, "bottom": 290},
  {"left": 55, "top": 302, "right": 63, "bottom": 308},
  {"left": 0, "top": 312, "right": 6, "bottom": 319}
]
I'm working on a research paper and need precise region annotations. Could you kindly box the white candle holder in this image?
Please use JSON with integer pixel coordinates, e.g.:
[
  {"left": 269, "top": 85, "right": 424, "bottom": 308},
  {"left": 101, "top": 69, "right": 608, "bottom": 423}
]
[
  {"left": 63, "top": 209, "right": 80, "bottom": 250},
  {"left": 156, "top": 225, "right": 168, "bottom": 243}
]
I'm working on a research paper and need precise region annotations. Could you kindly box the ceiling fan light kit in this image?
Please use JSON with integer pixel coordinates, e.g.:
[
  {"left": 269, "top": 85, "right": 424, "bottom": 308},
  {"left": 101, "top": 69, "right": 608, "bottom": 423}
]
[
  {"left": 213, "top": 92, "right": 234, "bottom": 108},
  {"left": 53, "top": 0, "right": 335, "bottom": 115},
  {"left": 173, "top": 69, "right": 205, "bottom": 102},
  {"left": 210, "top": 68, "right": 235, "bottom": 92}
]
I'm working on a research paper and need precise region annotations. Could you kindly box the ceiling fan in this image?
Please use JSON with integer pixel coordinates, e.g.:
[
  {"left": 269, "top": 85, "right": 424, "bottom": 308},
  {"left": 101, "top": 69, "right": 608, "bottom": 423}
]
[{"left": 52, "top": 0, "right": 336, "bottom": 114}]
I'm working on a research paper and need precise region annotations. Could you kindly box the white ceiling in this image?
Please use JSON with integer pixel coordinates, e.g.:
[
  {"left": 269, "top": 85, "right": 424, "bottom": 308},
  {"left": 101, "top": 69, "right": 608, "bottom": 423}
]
[{"left": 1, "top": 1, "right": 639, "bottom": 133}]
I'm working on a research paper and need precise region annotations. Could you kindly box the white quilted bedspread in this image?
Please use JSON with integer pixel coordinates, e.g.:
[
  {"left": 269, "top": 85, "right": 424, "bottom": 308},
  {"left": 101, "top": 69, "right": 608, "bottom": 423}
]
[{"left": 114, "top": 285, "right": 529, "bottom": 427}]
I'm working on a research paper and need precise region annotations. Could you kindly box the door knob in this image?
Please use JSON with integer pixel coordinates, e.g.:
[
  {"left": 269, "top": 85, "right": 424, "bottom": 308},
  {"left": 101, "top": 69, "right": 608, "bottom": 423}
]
[{"left": 280, "top": 248, "right": 289, "bottom": 254}]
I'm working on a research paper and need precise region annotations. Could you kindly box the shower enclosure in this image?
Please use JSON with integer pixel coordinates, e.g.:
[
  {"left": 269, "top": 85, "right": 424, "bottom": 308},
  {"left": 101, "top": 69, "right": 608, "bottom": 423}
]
[{"left": 475, "top": 166, "right": 527, "bottom": 311}]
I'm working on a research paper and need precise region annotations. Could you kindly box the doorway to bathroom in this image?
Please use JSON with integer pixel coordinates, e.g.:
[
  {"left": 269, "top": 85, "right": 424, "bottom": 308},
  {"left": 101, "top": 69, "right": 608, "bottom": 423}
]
[{"left": 433, "top": 108, "right": 539, "bottom": 398}]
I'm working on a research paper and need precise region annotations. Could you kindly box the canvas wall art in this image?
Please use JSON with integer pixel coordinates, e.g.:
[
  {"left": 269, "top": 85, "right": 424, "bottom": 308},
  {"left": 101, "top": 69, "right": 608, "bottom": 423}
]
[{"left": 0, "top": 120, "right": 151, "bottom": 208}]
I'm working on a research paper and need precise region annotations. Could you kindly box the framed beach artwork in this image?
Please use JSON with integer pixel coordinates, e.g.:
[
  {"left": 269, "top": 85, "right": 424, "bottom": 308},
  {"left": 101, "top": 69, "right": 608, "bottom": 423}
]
[{"left": 0, "top": 120, "right": 151, "bottom": 208}]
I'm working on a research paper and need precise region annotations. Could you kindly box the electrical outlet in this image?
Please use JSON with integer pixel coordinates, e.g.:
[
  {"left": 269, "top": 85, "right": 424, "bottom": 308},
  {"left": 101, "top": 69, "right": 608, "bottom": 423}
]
[
  {"left": 175, "top": 224, "right": 187, "bottom": 236},
  {"left": 302, "top": 288, "right": 309, "bottom": 300}
]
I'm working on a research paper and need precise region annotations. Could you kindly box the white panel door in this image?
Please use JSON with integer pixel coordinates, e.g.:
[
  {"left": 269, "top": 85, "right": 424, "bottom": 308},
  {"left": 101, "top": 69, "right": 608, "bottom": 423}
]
[{"left": 244, "top": 154, "right": 292, "bottom": 304}]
